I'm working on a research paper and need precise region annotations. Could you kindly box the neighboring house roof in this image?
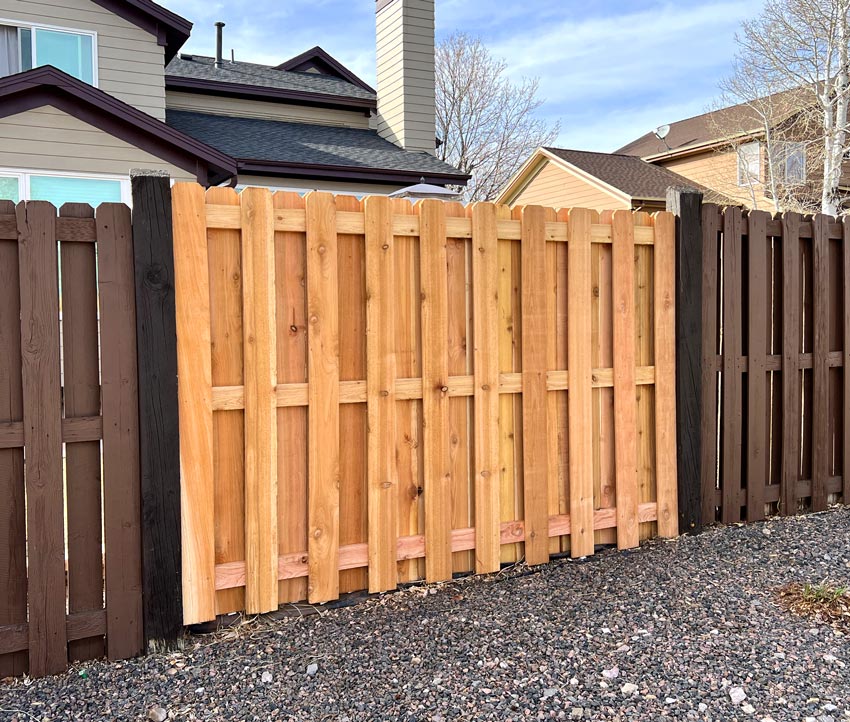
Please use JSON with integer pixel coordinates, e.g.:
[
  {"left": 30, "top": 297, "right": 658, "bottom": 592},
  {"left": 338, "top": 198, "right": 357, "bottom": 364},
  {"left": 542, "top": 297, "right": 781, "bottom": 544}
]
[
  {"left": 166, "top": 110, "right": 470, "bottom": 186},
  {"left": 616, "top": 88, "right": 812, "bottom": 159},
  {"left": 498, "top": 147, "right": 702, "bottom": 206},
  {"left": 0, "top": 66, "right": 236, "bottom": 185},
  {"left": 165, "top": 54, "right": 376, "bottom": 111},
  {"left": 91, "top": 0, "right": 192, "bottom": 63}
]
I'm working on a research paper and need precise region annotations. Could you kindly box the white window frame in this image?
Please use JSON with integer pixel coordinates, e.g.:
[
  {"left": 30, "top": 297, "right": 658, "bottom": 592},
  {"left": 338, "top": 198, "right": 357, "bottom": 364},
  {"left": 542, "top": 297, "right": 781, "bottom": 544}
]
[
  {"left": 737, "top": 141, "right": 761, "bottom": 187},
  {"left": 0, "top": 167, "right": 130, "bottom": 205},
  {"left": 0, "top": 17, "right": 98, "bottom": 86}
]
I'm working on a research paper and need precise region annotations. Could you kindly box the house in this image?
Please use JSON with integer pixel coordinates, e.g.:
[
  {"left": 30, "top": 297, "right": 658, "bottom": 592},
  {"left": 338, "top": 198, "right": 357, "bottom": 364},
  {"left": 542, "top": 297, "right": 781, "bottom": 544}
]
[
  {"left": 615, "top": 92, "right": 832, "bottom": 211},
  {"left": 496, "top": 147, "right": 702, "bottom": 211},
  {"left": 0, "top": 0, "right": 467, "bottom": 207}
]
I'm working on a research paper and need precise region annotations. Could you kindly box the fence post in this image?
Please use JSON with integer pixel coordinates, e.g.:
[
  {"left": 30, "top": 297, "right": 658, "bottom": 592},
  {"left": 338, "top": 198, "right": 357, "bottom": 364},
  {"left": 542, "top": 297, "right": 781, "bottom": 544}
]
[
  {"left": 666, "top": 187, "right": 703, "bottom": 534},
  {"left": 131, "top": 170, "right": 183, "bottom": 650}
]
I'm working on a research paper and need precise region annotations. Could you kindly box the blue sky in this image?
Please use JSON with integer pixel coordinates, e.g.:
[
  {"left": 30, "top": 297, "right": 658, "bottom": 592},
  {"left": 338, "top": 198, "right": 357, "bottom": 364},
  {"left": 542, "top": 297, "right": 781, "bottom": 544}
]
[{"left": 160, "top": 0, "right": 765, "bottom": 152}]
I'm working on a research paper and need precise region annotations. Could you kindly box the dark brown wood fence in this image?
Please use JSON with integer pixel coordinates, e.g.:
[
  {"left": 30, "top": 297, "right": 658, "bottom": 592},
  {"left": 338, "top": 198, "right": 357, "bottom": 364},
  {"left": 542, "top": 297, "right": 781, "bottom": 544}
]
[
  {"left": 0, "top": 199, "right": 143, "bottom": 678},
  {"left": 700, "top": 204, "right": 850, "bottom": 524}
]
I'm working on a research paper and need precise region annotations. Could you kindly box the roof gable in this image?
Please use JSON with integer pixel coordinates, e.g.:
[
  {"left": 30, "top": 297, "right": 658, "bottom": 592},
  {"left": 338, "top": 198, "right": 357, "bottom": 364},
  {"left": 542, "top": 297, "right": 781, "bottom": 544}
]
[
  {"left": 275, "top": 47, "right": 375, "bottom": 95},
  {"left": 0, "top": 66, "right": 235, "bottom": 184},
  {"left": 89, "top": 0, "right": 191, "bottom": 62}
]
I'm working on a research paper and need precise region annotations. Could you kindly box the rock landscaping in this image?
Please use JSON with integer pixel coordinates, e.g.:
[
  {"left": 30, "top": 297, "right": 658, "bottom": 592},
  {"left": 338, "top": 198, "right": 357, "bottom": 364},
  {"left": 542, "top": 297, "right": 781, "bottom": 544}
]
[{"left": 2, "top": 507, "right": 850, "bottom": 721}]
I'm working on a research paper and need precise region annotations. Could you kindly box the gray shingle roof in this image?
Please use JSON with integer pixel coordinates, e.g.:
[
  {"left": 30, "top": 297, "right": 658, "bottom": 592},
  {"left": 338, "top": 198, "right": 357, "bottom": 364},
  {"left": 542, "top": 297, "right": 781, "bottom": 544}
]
[
  {"left": 165, "top": 55, "right": 376, "bottom": 102},
  {"left": 166, "top": 110, "right": 467, "bottom": 179},
  {"left": 544, "top": 147, "right": 704, "bottom": 200}
]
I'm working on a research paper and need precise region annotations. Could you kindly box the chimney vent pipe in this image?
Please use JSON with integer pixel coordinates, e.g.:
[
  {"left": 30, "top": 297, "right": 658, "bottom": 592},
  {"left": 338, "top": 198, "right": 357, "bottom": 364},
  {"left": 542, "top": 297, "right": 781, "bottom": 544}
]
[{"left": 215, "top": 22, "right": 225, "bottom": 68}]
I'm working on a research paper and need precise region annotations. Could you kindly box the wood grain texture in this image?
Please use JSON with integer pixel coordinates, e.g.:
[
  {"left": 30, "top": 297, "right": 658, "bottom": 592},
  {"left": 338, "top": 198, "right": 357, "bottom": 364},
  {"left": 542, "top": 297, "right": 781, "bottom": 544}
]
[
  {"left": 240, "top": 187, "right": 279, "bottom": 614},
  {"left": 520, "top": 205, "right": 549, "bottom": 565},
  {"left": 554, "top": 208, "right": 573, "bottom": 552},
  {"left": 305, "top": 192, "right": 340, "bottom": 604},
  {"left": 811, "top": 214, "right": 829, "bottom": 512},
  {"left": 652, "top": 211, "right": 678, "bottom": 537},
  {"left": 844, "top": 218, "right": 850, "bottom": 504},
  {"left": 471, "top": 203, "right": 501, "bottom": 573},
  {"left": 97, "top": 203, "right": 143, "bottom": 660},
  {"left": 0, "top": 199, "right": 26, "bottom": 678},
  {"left": 567, "top": 208, "right": 595, "bottom": 558},
  {"left": 611, "top": 211, "right": 638, "bottom": 549},
  {"left": 60, "top": 203, "right": 104, "bottom": 662},
  {"left": 365, "top": 195, "right": 398, "bottom": 593},
  {"left": 173, "top": 183, "right": 216, "bottom": 625},
  {"left": 781, "top": 213, "right": 802, "bottom": 516},
  {"left": 18, "top": 201, "right": 67, "bottom": 676},
  {"left": 420, "top": 199, "right": 453, "bottom": 582},
  {"left": 746, "top": 211, "right": 769, "bottom": 522}
]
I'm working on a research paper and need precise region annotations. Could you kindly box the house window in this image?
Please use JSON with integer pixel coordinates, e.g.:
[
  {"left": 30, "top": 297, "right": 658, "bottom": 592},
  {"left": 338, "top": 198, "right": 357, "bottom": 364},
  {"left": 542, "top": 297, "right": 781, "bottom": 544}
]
[
  {"left": 737, "top": 141, "right": 761, "bottom": 186},
  {"left": 0, "top": 169, "right": 128, "bottom": 207},
  {"left": 776, "top": 142, "right": 806, "bottom": 185},
  {"left": 0, "top": 21, "right": 96, "bottom": 84}
]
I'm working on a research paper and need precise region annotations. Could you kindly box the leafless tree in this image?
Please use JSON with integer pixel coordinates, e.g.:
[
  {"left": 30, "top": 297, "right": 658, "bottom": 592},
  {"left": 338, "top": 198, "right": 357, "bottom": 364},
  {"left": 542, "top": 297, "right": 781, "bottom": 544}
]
[
  {"left": 436, "top": 33, "right": 560, "bottom": 202},
  {"left": 722, "top": 0, "right": 850, "bottom": 215}
]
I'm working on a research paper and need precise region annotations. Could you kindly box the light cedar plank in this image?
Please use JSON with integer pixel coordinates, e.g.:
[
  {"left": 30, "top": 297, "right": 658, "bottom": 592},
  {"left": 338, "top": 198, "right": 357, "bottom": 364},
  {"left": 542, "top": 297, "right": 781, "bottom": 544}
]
[
  {"left": 205, "top": 187, "right": 245, "bottom": 615},
  {"left": 173, "top": 182, "right": 216, "bottom": 625},
  {"left": 18, "top": 201, "right": 67, "bottom": 676},
  {"left": 336, "top": 194, "right": 368, "bottom": 594},
  {"left": 811, "top": 214, "right": 829, "bottom": 512},
  {"left": 721, "top": 207, "right": 743, "bottom": 522},
  {"left": 59, "top": 204, "right": 104, "bottom": 663},
  {"left": 305, "top": 192, "right": 340, "bottom": 603},
  {"left": 700, "top": 206, "right": 721, "bottom": 523},
  {"left": 393, "top": 198, "right": 424, "bottom": 583},
  {"left": 365, "top": 196, "right": 398, "bottom": 593},
  {"left": 612, "top": 211, "right": 639, "bottom": 549},
  {"left": 781, "top": 213, "right": 802, "bottom": 515},
  {"left": 633, "top": 211, "right": 657, "bottom": 539},
  {"left": 844, "top": 218, "right": 850, "bottom": 504},
  {"left": 97, "top": 203, "right": 144, "bottom": 660},
  {"left": 510, "top": 207, "right": 525, "bottom": 558},
  {"left": 520, "top": 205, "right": 549, "bottom": 565},
  {"left": 746, "top": 211, "right": 769, "bottom": 522},
  {"left": 497, "top": 210, "right": 519, "bottom": 563},
  {"left": 0, "top": 200, "right": 26, "bottom": 678},
  {"left": 240, "top": 187, "right": 278, "bottom": 614},
  {"left": 652, "top": 211, "right": 678, "bottom": 537},
  {"left": 555, "top": 208, "right": 573, "bottom": 552},
  {"left": 419, "top": 199, "right": 453, "bottom": 583},
  {"left": 447, "top": 203, "right": 473, "bottom": 574},
  {"left": 567, "top": 208, "right": 595, "bottom": 558},
  {"left": 471, "top": 202, "right": 500, "bottom": 573},
  {"left": 544, "top": 206, "right": 560, "bottom": 556},
  {"left": 273, "top": 192, "right": 309, "bottom": 604}
]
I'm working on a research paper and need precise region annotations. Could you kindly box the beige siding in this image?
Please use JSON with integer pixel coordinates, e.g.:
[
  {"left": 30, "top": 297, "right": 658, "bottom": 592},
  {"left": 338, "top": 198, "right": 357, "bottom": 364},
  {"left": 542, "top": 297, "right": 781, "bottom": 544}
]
[
  {"left": 236, "top": 175, "right": 405, "bottom": 196},
  {"left": 659, "top": 149, "right": 771, "bottom": 209},
  {"left": 0, "top": 106, "right": 195, "bottom": 180},
  {"left": 513, "top": 160, "right": 629, "bottom": 211},
  {"left": 165, "top": 91, "right": 371, "bottom": 128},
  {"left": 0, "top": 0, "right": 166, "bottom": 119},
  {"left": 376, "top": 0, "right": 436, "bottom": 154}
]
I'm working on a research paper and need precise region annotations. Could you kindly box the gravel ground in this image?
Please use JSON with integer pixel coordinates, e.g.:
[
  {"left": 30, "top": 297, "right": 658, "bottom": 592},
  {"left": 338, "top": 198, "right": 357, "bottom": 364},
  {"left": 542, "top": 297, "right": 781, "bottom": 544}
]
[{"left": 3, "top": 508, "right": 850, "bottom": 722}]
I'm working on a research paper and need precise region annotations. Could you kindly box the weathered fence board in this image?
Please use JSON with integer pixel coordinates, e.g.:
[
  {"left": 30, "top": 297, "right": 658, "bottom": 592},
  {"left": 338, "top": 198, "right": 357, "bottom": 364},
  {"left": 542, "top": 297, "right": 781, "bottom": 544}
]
[{"left": 173, "top": 185, "right": 678, "bottom": 621}]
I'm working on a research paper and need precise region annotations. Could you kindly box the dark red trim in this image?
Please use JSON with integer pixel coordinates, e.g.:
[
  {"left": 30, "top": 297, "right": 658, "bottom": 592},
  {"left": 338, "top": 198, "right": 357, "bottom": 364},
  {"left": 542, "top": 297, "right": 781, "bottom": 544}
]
[
  {"left": 89, "top": 0, "right": 191, "bottom": 62},
  {"left": 238, "top": 159, "right": 469, "bottom": 186},
  {"left": 0, "top": 67, "right": 235, "bottom": 185},
  {"left": 275, "top": 47, "right": 376, "bottom": 95},
  {"left": 165, "top": 75, "right": 376, "bottom": 112}
]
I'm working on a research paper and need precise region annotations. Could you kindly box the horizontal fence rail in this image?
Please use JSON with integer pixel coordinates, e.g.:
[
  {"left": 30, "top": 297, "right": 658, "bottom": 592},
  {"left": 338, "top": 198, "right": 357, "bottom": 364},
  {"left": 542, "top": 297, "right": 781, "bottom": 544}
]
[
  {"left": 173, "top": 184, "right": 679, "bottom": 624},
  {"left": 0, "top": 200, "right": 142, "bottom": 678},
  {"left": 701, "top": 205, "right": 850, "bottom": 523}
]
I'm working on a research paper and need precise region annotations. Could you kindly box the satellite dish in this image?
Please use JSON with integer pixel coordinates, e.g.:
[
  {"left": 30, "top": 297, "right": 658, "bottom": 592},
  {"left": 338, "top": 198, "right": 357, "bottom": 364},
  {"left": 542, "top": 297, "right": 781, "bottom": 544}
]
[{"left": 654, "top": 124, "right": 671, "bottom": 140}]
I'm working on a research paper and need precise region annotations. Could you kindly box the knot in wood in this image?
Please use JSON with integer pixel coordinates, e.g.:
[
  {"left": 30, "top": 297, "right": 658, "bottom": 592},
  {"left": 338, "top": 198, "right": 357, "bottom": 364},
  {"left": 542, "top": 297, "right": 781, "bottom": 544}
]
[
  {"left": 478, "top": 246, "right": 485, "bottom": 253},
  {"left": 440, "top": 385, "right": 449, "bottom": 393},
  {"left": 317, "top": 245, "right": 326, "bottom": 255},
  {"left": 309, "top": 315, "right": 318, "bottom": 325},
  {"left": 381, "top": 481, "right": 392, "bottom": 489},
  {"left": 481, "top": 384, "right": 491, "bottom": 391},
  {"left": 382, "top": 243, "right": 389, "bottom": 250},
  {"left": 380, "top": 389, "right": 389, "bottom": 397},
  {"left": 313, "top": 528, "right": 323, "bottom": 539},
  {"left": 289, "top": 325, "right": 298, "bottom": 333},
  {"left": 480, "top": 469, "right": 490, "bottom": 478}
]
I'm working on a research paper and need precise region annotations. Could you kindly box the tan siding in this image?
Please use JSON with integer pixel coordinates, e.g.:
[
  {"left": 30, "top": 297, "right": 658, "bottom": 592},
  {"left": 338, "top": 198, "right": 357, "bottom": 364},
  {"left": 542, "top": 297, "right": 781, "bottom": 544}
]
[
  {"left": 165, "top": 91, "right": 371, "bottom": 128},
  {"left": 513, "top": 161, "right": 629, "bottom": 211},
  {"left": 0, "top": 0, "right": 166, "bottom": 120},
  {"left": 659, "top": 149, "right": 771, "bottom": 209},
  {"left": 0, "top": 106, "right": 194, "bottom": 181}
]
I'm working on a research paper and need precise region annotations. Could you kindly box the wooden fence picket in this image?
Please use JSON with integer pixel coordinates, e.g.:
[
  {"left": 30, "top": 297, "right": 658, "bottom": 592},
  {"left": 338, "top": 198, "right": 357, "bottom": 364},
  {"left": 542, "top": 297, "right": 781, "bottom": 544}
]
[
  {"left": 812, "top": 214, "right": 829, "bottom": 512},
  {"left": 781, "top": 213, "right": 802, "bottom": 517}
]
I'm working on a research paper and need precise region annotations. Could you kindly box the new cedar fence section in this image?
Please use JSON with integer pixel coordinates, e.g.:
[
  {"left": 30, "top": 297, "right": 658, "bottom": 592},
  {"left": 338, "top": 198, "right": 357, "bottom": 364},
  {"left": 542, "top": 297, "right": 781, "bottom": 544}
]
[
  {"left": 173, "top": 184, "right": 679, "bottom": 623},
  {"left": 0, "top": 200, "right": 142, "bottom": 678},
  {"left": 701, "top": 205, "right": 850, "bottom": 523}
]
